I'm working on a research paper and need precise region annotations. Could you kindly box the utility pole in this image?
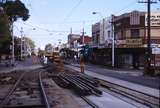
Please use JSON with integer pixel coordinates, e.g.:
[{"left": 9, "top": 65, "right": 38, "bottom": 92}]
[
  {"left": 138, "top": 0, "right": 157, "bottom": 75},
  {"left": 20, "top": 27, "right": 23, "bottom": 60},
  {"left": 82, "top": 28, "right": 85, "bottom": 45},
  {"left": 82, "top": 21, "right": 86, "bottom": 45},
  {"left": 102, "top": 18, "right": 105, "bottom": 44},
  {"left": 111, "top": 15, "right": 115, "bottom": 68},
  {"left": 11, "top": 23, "right": 15, "bottom": 66}
]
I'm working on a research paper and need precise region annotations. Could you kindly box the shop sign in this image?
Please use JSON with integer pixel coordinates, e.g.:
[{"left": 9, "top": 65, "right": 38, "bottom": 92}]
[
  {"left": 126, "top": 39, "right": 142, "bottom": 45},
  {"left": 151, "top": 43, "right": 159, "bottom": 48},
  {"left": 155, "top": 54, "right": 160, "bottom": 67},
  {"left": 152, "top": 47, "right": 160, "bottom": 54},
  {"left": 116, "top": 40, "right": 126, "bottom": 45},
  {"left": 145, "top": 12, "right": 160, "bottom": 26}
]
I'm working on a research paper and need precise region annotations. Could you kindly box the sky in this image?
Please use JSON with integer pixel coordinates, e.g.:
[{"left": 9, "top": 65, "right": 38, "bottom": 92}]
[{"left": 14, "top": 0, "right": 160, "bottom": 49}]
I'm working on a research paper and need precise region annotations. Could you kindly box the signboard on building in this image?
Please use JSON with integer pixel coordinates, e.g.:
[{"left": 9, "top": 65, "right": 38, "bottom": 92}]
[
  {"left": 116, "top": 40, "right": 126, "bottom": 45},
  {"left": 155, "top": 54, "right": 160, "bottom": 67},
  {"left": 152, "top": 47, "right": 160, "bottom": 54},
  {"left": 126, "top": 39, "right": 142, "bottom": 45},
  {"left": 145, "top": 12, "right": 160, "bottom": 26}
]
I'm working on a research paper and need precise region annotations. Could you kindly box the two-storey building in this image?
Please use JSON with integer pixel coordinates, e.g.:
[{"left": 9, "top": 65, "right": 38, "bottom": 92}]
[
  {"left": 113, "top": 11, "right": 160, "bottom": 68},
  {"left": 90, "top": 10, "right": 160, "bottom": 69}
]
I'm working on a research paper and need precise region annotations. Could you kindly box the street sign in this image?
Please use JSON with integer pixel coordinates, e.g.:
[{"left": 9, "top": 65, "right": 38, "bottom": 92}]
[
  {"left": 151, "top": 43, "right": 159, "bottom": 48},
  {"left": 152, "top": 47, "right": 160, "bottom": 54}
]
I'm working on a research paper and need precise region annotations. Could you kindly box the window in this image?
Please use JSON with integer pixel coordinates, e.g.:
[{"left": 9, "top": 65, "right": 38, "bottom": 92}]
[
  {"left": 108, "top": 30, "right": 111, "bottom": 38},
  {"left": 131, "top": 29, "right": 139, "bottom": 38}
]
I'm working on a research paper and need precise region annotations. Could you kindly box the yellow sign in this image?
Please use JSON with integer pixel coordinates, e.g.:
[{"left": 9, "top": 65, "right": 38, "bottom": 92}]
[{"left": 126, "top": 39, "right": 142, "bottom": 45}]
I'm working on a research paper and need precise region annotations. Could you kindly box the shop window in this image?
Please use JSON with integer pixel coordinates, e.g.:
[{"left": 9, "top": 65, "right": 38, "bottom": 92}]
[{"left": 131, "top": 29, "right": 139, "bottom": 38}]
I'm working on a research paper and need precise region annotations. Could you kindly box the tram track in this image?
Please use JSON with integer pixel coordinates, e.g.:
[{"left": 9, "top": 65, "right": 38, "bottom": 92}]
[
  {"left": 81, "top": 96, "right": 99, "bottom": 108},
  {"left": 0, "top": 69, "right": 51, "bottom": 108},
  {"left": 67, "top": 64, "right": 160, "bottom": 108},
  {"left": 100, "top": 79, "right": 159, "bottom": 108}
]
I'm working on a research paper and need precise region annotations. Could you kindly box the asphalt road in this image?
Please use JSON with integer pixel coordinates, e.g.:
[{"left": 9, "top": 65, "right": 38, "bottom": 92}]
[{"left": 70, "top": 63, "right": 160, "bottom": 89}]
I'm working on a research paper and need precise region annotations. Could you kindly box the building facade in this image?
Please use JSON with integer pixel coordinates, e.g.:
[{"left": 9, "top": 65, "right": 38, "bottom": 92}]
[
  {"left": 92, "top": 22, "right": 100, "bottom": 46},
  {"left": 68, "top": 34, "right": 81, "bottom": 48},
  {"left": 113, "top": 11, "right": 160, "bottom": 68},
  {"left": 68, "top": 33, "right": 92, "bottom": 48},
  {"left": 90, "top": 10, "right": 160, "bottom": 69}
]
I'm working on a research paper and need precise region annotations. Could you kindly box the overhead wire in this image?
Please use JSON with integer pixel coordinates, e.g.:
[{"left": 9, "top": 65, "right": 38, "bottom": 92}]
[
  {"left": 16, "top": 21, "right": 88, "bottom": 34},
  {"left": 17, "top": 0, "right": 146, "bottom": 37},
  {"left": 113, "top": 0, "right": 138, "bottom": 15},
  {"left": 62, "top": 0, "right": 83, "bottom": 22},
  {"left": 22, "top": 22, "right": 70, "bottom": 33}
]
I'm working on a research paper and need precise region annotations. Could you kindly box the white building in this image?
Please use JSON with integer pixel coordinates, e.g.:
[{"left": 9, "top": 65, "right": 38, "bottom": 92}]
[
  {"left": 93, "top": 15, "right": 113, "bottom": 46},
  {"left": 104, "top": 16, "right": 113, "bottom": 45}
]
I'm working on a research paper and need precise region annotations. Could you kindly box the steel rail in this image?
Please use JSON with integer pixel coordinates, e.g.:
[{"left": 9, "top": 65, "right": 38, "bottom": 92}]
[
  {"left": 0, "top": 72, "right": 26, "bottom": 107},
  {"left": 67, "top": 75, "right": 102, "bottom": 95},
  {"left": 2, "top": 104, "right": 45, "bottom": 108},
  {"left": 100, "top": 79, "right": 160, "bottom": 108},
  {"left": 39, "top": 71, "right": 51, "bottom": 108},
  {"left": 62, "top": 75, "right": 91, "bottom": 95},
  {"left": 81, "top": 96, "right": 99, "bottom": 108},
  {"left": 69, "top": 65, "right": 159, "bottom": 108}
]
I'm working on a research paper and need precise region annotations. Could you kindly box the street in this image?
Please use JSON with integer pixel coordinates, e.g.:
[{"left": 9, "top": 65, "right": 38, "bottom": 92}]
[
  {"left": 0, "top": 0, "right": 160, "bottom": 108},
  {"left": 69, "top": 63, "right": 160, "bottom": 89}
]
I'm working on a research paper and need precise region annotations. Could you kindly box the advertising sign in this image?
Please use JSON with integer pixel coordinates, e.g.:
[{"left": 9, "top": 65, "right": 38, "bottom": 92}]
[
  {"left": 145, "top": 12, "right": 160, "bottom": 26},
  {"left": 152, "top": 47, "right": 160, "bottom": 54},
  {"left": 126, "top": 39, "right": 142, "bottom": 45},
  {"left": 155, "top": 54, "right": 160, "bottom": 67},
  {"left": 116, "top": 40, "right": 126, "bottom": 45}
]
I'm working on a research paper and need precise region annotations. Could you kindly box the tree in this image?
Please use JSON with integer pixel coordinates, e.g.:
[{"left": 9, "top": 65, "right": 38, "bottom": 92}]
[
  {"left": 24, "top": 37, "right": 35, "bottom": 50},
  {"left": 38, "top": 48, "right": 45, "bottom": 57},
  {"left": 2, "top": 0, "right": 29, "bottom": 22},
  {"left": 0, "top": 12, "right": 11, "bottom": 54},
  {"left": 45, "top": 43, "right": 53, "bottom": 53},
  {"left": 0, "top": 0, "right": 30, "bottom": 54}
]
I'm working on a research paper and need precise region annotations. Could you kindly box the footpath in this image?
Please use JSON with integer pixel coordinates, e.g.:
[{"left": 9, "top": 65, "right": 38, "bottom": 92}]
[
  {"left": 65, "top": 64, "right": 159, "bottom": 98},
  {"left": 0, "top": 57, "right": 43, "bottom": 73}
]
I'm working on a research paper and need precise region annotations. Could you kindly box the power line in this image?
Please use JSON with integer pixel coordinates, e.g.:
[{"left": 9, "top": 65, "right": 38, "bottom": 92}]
[
  {"left": 37, "top": 20, "right": 96, "bottom": 25},
  {"left": 17, "top": 22, "right": 81, "bottom": 33},
  {"left": 114, "top": 0, "right": 137, "bottom": 15},
  {"left": 22, "top": 22, "right": 70, "bottom": 33},
  {"left": 62, "top": 0, "right": 83, "bottom": 22}
]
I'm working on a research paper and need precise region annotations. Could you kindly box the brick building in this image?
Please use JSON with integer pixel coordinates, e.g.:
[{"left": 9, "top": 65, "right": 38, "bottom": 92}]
[{"left": 68, "top": 34, "right": 92, "bottom": 49}]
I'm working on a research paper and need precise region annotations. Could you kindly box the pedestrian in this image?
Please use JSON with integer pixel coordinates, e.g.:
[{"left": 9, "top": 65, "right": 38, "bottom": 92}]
[
  {"left": 43, "top": 56, "right": 48, "bottom": 65},
  {"left": 74, "top": 54, "right": 77, "bottom": 63},
  {"left": 80, "top": 54, "right": 85, "bottom": 73}
]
